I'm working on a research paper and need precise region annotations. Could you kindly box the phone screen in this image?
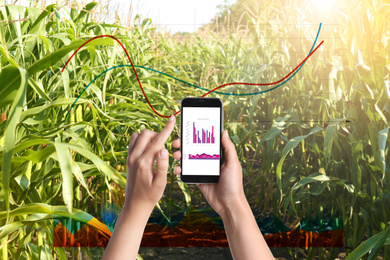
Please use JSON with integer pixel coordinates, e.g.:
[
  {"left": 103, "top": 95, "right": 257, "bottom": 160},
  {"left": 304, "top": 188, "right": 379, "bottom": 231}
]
[{"left": 181, "top": 107, "right": 221, "bottom": 176}]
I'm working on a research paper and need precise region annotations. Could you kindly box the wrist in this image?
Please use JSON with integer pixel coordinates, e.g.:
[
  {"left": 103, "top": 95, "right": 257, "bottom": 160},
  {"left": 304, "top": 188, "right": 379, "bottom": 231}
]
[
  {"left": 122, "top": 200, "right": 155, "bottom": 219},
  {"left": 219, "top": 193, "right": 250, "bottom": 221}
]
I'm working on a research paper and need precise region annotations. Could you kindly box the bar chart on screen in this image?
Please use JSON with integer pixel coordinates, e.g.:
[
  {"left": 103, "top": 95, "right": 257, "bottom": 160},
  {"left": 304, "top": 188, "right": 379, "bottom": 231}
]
[
  {"left": 192, "top": 122, "right": 215, "bottom": 144},
  {"left": 186, "top": 120, "right": 220, "bottom": 160}
]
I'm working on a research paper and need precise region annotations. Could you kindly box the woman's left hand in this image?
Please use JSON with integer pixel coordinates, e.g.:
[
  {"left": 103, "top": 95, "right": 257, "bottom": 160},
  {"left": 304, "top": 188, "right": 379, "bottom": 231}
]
[{"left": 124, "top": 115, "right": 176, "bottom": 212}]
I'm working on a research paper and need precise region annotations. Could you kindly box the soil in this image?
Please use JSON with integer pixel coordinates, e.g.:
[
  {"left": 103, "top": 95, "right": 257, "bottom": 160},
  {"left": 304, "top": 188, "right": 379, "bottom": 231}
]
[{"left": 65, "top": 246, "right": 351, "bottom": 259}]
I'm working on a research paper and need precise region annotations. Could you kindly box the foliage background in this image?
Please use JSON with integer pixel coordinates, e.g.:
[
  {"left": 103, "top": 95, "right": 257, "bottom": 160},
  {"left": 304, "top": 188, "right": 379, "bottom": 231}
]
[{"left": 0, "top": 0, "right": 389, "bottom": 259}]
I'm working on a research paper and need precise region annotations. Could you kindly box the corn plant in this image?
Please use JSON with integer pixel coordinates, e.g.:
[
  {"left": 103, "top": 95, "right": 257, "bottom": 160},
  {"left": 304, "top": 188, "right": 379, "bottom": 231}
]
[{"left": 0, "top": 0, "right": 389, "bottom": 259}]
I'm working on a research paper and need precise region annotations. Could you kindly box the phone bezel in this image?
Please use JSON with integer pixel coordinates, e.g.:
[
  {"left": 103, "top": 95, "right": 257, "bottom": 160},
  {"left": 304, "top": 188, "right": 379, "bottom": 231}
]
[{"left": 180, "top": 97, "right": 223, "bottom": 183}]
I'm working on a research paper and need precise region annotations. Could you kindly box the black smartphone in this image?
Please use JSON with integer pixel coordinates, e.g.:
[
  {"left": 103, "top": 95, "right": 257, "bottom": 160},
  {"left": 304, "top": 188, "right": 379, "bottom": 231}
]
[{"left": 180, "top": 97, "right": 223, "bottom": 183}]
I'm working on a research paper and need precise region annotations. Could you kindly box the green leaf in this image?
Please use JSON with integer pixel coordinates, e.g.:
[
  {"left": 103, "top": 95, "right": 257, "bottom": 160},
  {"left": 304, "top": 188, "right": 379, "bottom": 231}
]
[
  {"left": 0, "top": 41, "right": 89, "bottom": 109},
  {"left": 29, "top": 4, "right": 56, "bottom": 33},
  {"left": 290, "top": 172, "right": 354, "bottom": 215},
  {"left": 75, "top": 2, "right": 98, "bottom": 23},
  {"left": 2, "top": 67, "right": 28, "bottom": 214},
  {"left": 20, "top": 98, "right": 89, "bottom": 122},
  {"left": 177, "top": 178, "right": 191, "bottom": 209},
  {"left": 345, "top": 224, "right": 390, "bottom": 260},
  {"left": 385, "top": 80, "right": 390, "bottom": 100},
  {"left": 276, "top": 126, "right": 324, "bottom": 199},
  {"left": 0, "top": 204, "right": 110, "bottom": 236},
  {"left": 62, "top": 143, "right": 126, "bottom": 188},
  {"left": 0, "top": 214, "right": 52, "bottom": 239},
  {"left": 379, "top": 127, "right": 389, "bottom": 185},
  {"left": 0, "top": 44, "right": 18, "bottom": 67},
  {"left": 259, "top": 115, "right": 293, "bottom": 146},
  {"left": 291, "top": 172, "right": 332, "bottom": 191},
  {"left": 56, "top": 248, "right": 67, "bottom": 260},
  {"left": 259, "top": 124, "right": 286, "bottom": 146},
  {"left": 0, "top": 221, "right": 24, "bottom": 240},
  {"left": 0, "top": 66, "right": 21, "bottom": 109},
  {"left": 367, "top": 224, "right": 390, "bottom": 260},
  {"left": 14, "top": 145, "right": 56, "bottom": 164},
  {"left": 54, "top": 143, "right": 73, "bottom": 212},
  {"left": 71, "top": 159, "right": 93, "bottom": 198},
  {"left": 62, "top": 69, "right": 70, "bottom": 98},
  {"left": 13, "top": 139, "right": 52, "bottom": 155},
  {"left": 6, "top": 5, "right": 23, "bottom": 46},
  {"left": 28, "top": 78, "right": 52, "bottom": 102},
  {"left": 324, "top": 125, "right": 337, "bottom": 164},
  {"left": 27, "top": 37, "right": 114, "bottom": 75}
]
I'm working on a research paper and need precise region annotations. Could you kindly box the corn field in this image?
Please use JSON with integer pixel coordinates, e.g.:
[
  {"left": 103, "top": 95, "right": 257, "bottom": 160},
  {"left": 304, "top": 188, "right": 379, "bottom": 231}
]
[{"left": 0, "top": 0, "right": 389, "bottom": 259}]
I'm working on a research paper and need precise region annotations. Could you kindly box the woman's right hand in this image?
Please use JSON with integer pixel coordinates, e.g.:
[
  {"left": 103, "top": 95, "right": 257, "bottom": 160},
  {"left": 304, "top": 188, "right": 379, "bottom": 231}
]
[
  {"left": 173, "top": 130, "right": 274, "bottom": 260},
  {"left": 172, "top": 130, "right": 247, "bottom": 218}
]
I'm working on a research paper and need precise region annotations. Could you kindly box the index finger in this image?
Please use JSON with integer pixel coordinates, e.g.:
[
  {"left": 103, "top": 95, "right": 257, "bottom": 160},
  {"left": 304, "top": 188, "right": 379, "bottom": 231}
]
[{"left": 144, "top": 115, "right": 176, "bottom": 157}]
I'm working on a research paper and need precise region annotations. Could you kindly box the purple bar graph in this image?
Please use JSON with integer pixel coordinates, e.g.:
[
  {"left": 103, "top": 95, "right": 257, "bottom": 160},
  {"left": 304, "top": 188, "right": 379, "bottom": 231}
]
[{"left": 193, "top": 122, "right": 215, "bottom": 144}]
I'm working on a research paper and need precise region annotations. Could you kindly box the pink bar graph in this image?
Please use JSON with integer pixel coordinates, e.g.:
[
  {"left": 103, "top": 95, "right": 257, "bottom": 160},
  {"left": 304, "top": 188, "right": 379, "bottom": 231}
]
[{"left": 193, "top": 122, "right": 215, "bottom": 144}]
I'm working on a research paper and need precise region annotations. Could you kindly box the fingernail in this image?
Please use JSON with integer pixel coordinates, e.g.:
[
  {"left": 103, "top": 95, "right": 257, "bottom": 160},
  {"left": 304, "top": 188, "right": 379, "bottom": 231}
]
[
  {"left": 226, "top": 130, "right": 229, "bottom": 137},
  {"left": 169, "top": 115, "right": 175, "bottom": 121},
  {"left": 160, "top": 149, "right": 168, "bottom": 158}
]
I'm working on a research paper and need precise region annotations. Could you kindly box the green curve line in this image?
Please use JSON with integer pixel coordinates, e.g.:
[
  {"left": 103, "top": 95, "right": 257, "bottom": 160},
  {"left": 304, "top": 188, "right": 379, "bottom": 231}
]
[{"left": 65, "top": 23, "right": 321, "bottom": 117}]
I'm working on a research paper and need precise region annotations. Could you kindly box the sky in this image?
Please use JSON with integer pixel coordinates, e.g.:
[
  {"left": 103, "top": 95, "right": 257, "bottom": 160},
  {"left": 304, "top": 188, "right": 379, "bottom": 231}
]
[
  {"left": 110, "top": 0, "right": 233, "bottom": 33},
  {"left": 15, "top": 0, "right": 232, "bottom": 33}
]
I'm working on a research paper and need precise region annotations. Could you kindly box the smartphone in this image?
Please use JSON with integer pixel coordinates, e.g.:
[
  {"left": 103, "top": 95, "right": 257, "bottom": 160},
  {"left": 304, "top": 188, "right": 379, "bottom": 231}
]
[{"left": 180, "top": 97, "right": 223, "bottom": 183}]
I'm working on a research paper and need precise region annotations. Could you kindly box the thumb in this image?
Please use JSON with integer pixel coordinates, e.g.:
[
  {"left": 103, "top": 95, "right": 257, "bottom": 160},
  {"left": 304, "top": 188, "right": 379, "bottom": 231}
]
[
  {"left": 153, "top": 148, "right": 169, "bottom": 186},
  {"left": 221, "top": 130, "right": 239, "bottom": 164}
]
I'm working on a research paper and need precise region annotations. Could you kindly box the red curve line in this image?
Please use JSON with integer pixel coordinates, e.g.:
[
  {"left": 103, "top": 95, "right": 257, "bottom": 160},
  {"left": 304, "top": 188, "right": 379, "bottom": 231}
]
[
  {"left": 62, "top": 35, "right": 324, "bottom": 118},
  {"left": 62, "top": 35, "right": 168, "bottom": 117},
  {"left": 200, "top": 41, "right": 324, "bottom": 97}
]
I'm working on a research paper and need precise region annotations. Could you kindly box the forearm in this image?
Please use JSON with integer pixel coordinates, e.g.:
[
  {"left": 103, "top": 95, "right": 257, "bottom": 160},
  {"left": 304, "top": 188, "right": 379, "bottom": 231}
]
[
  {"left": 102, "top": 202, "right": 152, "bottom": 260},
  {"left": 221, "top": 197, "right": 274, "bottom": 260}
]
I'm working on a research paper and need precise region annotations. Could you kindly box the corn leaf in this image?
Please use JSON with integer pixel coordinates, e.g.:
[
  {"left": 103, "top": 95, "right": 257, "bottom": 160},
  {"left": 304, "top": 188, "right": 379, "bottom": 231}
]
[
  {"left": 2, "top": 67, "right": 28, "bottom": 214},
  {"left": 276, "top": 126, "right": 324, "bottom": 199},
  {"left": 54, "top": 143, "right": 74, "bottom": 213}
]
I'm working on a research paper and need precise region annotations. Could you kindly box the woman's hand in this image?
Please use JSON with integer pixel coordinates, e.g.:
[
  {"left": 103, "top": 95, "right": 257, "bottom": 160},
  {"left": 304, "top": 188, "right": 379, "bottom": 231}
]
[
  {"left": 172, "top": 129, "right": 274, "bottom": 260},
  {"left": 124, "top": 115, "right": 176, "bottom": 213},
  {"left": 103, "top": 115, "right": 176, "bottom": 260},
  {"left": 172, "top": 130, "right": 246, "bottom": 218}
]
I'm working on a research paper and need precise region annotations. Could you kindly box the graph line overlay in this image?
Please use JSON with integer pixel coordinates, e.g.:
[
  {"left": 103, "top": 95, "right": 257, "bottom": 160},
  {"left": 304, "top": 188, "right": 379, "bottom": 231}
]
[{"left": 62, "top": 23, "right": 323, "bottom": 118}]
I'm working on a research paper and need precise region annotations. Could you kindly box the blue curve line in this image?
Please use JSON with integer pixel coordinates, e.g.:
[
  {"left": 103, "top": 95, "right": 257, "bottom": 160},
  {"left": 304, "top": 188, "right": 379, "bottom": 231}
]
[
  {"left": 65, "top": 23, "right": 321, "bottom": 116},
  {"left": 244, "top": 22, "right": 322, "bottom": 96}
]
